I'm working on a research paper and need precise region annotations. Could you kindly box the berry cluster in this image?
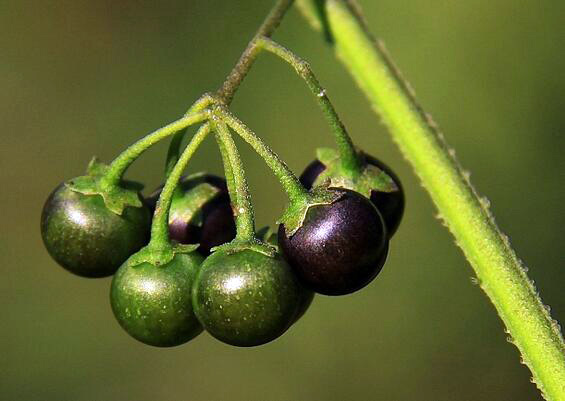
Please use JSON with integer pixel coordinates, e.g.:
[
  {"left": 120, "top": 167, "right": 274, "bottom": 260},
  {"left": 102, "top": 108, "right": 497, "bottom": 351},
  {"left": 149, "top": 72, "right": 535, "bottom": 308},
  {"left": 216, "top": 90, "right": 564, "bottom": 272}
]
[{"left": 41, "top": 30, "right": 404, "bottom": 348}]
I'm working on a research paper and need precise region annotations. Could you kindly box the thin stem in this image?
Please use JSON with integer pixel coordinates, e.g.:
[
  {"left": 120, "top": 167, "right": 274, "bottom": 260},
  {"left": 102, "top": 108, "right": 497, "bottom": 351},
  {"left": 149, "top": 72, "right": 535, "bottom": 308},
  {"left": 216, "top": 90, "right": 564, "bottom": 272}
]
[
  {"left": 217, "top": 0, "right": 295, "bottom": 104},
  {"left": 298, "top": 1, "right": 565, "bottom": 399},
  {"left": 165, "top": 128, "right": 186, "bottom": 178},
  {"left": 214, "top": 105, "right": 308, "bottom": 204},
  {"left": 214, "top": 126, "right": 235, "bottom": 200},
  {"left": 213, "top": 120, "right": 256, "bottom": 241},
  {"left": 151, "top": 123, "right": 212, "bottom": 246},
  {"left": 256, "top": 36, "right": 361, "bottom": 175},
  {"left": 165, "top": 93, "right": 216, "bottom": 177},
  {"left": 100, "top": 111, "right": 209, "bottom": 187}
]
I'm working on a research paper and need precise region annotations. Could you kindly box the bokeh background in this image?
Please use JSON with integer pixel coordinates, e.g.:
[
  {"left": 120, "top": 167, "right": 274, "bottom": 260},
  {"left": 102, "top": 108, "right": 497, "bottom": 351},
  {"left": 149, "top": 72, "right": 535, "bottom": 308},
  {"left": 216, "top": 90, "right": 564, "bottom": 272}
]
[{"left": 2, "top": 1, "right": 563, "bottom": 400}]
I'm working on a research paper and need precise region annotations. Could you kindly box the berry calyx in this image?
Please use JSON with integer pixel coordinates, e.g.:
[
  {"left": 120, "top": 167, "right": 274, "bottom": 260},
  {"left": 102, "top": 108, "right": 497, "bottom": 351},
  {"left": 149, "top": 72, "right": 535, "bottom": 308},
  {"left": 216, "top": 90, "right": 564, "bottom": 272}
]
[
  {"left": 41, "top": 183, "right": 151, "bottom": 278},
  {"left": 278, "top": 189, "right": 388, "bottom": 296},
  {"left": 147, "top": 174, "right": 236, "bottom": 255},
  {"left": 300, "top": 149, "right": 404, "bottom": 237},
  {"left": 110, "top": 252, "right": 204, "bottom": 347},
  {"left": 192, "top": 247, "right": 303, "bottom": 347}
]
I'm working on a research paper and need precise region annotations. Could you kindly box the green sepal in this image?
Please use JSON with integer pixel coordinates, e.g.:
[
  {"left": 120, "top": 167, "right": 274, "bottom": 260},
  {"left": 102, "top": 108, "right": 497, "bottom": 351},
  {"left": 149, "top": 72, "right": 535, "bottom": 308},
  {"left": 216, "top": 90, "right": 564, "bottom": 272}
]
[
  {"left": 278, "top": 187, "right": 343, "bottom": 236},
  {"left": 86, "top": 157, "right": 144, "bottom": 191},
  {"left": 85, "top": 157, "right": 107, "bottom": 176},
  {"left": 314, "top": 147, "right": 398, "bottom": 197},
  {"left": 211, "top": 238, "right": 276, "bottom": 258},
  {"left": 65, "top": 157, "right": 145, "bottom": 215},
  {"left": 126, "top": 242, "right": 200, "bottom": 268},
  {"left": 167, "top": 179, "right": 220, "bottom": 228}
]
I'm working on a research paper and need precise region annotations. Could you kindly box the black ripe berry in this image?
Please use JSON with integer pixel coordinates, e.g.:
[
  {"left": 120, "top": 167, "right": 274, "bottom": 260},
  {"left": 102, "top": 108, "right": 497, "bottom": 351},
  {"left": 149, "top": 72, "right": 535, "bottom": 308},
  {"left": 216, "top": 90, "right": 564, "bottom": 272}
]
[
  {"left": 300, "top": 154, "right": 405, "bottom": 237},
  {"left": 147, "top": 174, "right": 236, "bottom": 255},
  {"left": 278, "top": 189, "right": 388, "bottom": 296}
]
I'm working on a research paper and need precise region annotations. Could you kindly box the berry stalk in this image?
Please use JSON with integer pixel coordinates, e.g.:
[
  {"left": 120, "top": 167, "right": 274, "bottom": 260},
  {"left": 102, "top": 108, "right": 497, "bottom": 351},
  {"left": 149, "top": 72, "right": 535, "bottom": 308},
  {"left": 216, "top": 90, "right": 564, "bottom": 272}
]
[
  {"left": 100, "top": 110, "right": 209, "bottom": 188},
  {"left": 150, "top": 123, "right": 212, "bottom": 247},
  {"left": 256, "top": 36, "right": 361, "bottom": 176},
  {"left": 213, "top": 119, "right": 256, "bottom": 242},
  {"left": 214, "top": 106, "right": 308, "bottom": 204},
  {"left": 165, "top": 93, "right": 216, "bottom": 177},
  {"left": 217, "top": 0, "right": 295, "bottom": 104}
]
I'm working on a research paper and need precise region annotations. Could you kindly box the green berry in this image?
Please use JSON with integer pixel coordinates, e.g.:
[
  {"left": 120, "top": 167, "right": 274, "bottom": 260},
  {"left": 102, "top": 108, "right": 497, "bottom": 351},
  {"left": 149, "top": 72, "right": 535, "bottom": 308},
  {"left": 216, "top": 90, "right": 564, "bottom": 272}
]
[
  {"left": 192, "top": 249, "right": 303, "bottom": 347},
  {"left": 111, "top": 252, "right": 204, "bottom": 347},
  {"left": 41, "top": 183, "right": 151, "bottom": 278}
]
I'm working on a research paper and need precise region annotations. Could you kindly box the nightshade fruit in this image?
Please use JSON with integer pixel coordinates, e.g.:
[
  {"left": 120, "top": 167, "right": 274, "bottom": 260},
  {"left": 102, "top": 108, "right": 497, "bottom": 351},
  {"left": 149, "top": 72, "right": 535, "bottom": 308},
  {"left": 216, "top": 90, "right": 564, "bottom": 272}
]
[
  {"left": 192, "top": 249, "right": 303, "bottom": 347},
  {"left": 110, "top": 252, "right": 204, "bottom": 347},
  {"left": 41, "top": 184, "right": 151, "bottom": 278},
  {"left": 293, "top": 287, "right": 315, "bottom": 323},
  {"left": 147, "top": 174, "right": 236, "bottom": 255},
  {"left": 300, "top": 153, "right": 404, "bottom": 237},
  {"left": 260, "top": 229, "right": 315, "bottom": 324},
  {"left": 278, "top": 189, "right": 388, "bottom": 296}
]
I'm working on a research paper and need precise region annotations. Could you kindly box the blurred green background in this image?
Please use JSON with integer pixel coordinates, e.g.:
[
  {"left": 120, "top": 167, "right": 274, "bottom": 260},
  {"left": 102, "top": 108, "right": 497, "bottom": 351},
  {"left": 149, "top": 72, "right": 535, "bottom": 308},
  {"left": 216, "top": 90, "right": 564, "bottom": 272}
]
[{"left": 2, "top": 1, "right": 563, "bottom": 400}]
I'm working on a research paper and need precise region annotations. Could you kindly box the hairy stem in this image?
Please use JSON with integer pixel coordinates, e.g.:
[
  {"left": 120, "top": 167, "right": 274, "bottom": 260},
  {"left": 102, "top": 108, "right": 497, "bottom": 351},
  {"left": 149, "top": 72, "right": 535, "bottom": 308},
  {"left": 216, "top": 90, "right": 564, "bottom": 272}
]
[
  {"left": 165, "top": 129, "right": 186, "bottom": 178},
  {"left": 150, "top": 123, "right": 212, "bottom": 247},
  {"left": 297, "top": 1, "right": 565, "bottom": 399},
  {"left": 213, "top": 119, "right": 256, "bottom": 241},
  {"left": 217, "top": 0, "right": 295, "bottom": 104},
  {"left": 256, "top": 36, "right": 361, "bottom": 175},
  {"left": 100, "top": 111, "right": 209, "bottom": 188},
  {"left": 165, "top": 93, "right": 216, "bottom": 177},
  {"left": 214, "top": 105, "right": 308, "bottom": 204},
  {"left": 215, "top": 126, "right": 235, "bottom": 204}
]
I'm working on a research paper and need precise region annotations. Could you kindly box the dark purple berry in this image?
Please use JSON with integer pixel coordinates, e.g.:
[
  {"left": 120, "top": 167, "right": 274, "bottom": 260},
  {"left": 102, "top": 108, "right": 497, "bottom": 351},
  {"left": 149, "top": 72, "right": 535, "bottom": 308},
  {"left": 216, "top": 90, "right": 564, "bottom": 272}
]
[
  {"left": 278, "top": 189, "right": 388, "bottom": 296},
  {"left": 197, "top": 195, "right": 236, "bottom": 253},
  {"left": 300, "top": 154, "right": 404, "bottom": 237},
  {"left": 147, "top": 174, "right": 236, "bottom": 255}
]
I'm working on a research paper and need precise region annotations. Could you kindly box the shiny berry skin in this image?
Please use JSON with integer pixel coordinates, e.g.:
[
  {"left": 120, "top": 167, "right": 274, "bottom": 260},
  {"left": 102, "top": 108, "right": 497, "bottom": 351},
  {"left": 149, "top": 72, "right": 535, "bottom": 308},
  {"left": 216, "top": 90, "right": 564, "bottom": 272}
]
[
  {"left": 147, "top": 174, "right": 236, "bottom": 255},
  {"left": 41, "top": 184, "right": 151, "bottom": 278},
  {"left": 192, "top": 249, "right": 303, "bottom": 347},
  {"left": 110, "top": 252, "right": 204, "bottom": 347},
  {"left": 293, "top": 288, "right": 315, "bottom": 323},
  {"left": 278, "top": 189, "right": 388, "bottom": 296},
  {"left": 300, "top": 154, "right": 404, "bottom": 237},
  {"left": 261, "top": 230, "right": 315, "bottom": 324}
]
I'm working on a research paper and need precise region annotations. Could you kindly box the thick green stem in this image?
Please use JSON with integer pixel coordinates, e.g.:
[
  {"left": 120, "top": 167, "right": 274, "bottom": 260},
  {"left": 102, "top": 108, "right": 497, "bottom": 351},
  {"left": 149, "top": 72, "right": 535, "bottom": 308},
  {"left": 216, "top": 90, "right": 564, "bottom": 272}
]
[
  {"left": 256, "top": 36, "right": 361, "bottom": 175},
  {"left": 213, "top": 120, "right": 256, "bottom": 241},
  {"left": 298, "top": 1, "right": 565, "bottom": 399},
  {"left": 150, "top": 123, "right": 212, "bottom": 247},
  {"left": 214, "top": 105, "right": 308, "bottom": 204},
  {"left": 100, "top": 111, "right": 209, "bottom": 188},
  {"left": 217, "top": 0, "right": 295, "bottom": 104}
]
